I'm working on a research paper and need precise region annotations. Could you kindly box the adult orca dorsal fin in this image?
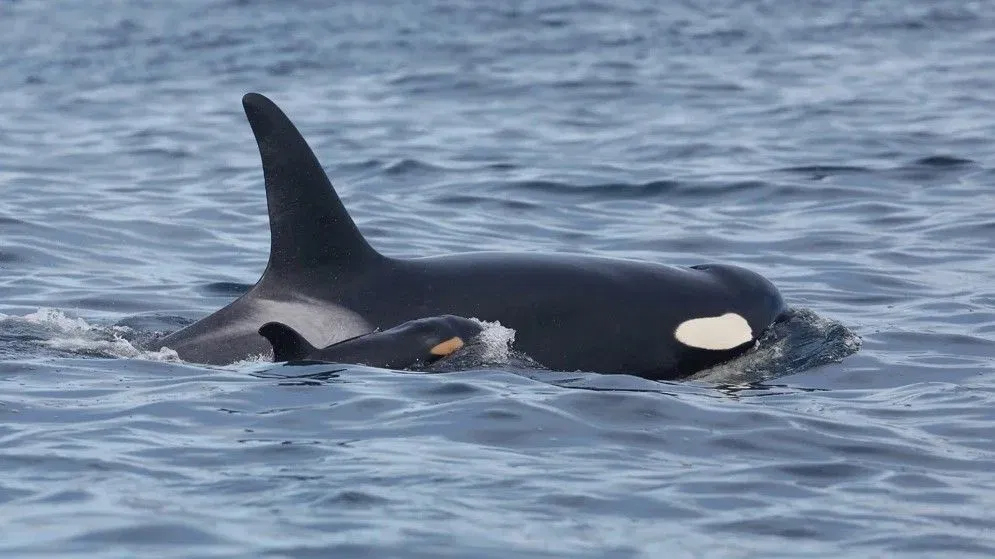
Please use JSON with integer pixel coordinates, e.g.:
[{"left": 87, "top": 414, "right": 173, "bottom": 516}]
[
  {"left": 242, "top": 93, "right": 382, "bottom": 276},
  {"left": 258, "top": 322, "right": 318, "bottom": 362}
]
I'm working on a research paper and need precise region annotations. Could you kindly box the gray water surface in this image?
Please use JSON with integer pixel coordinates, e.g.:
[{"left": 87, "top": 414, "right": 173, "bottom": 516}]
[{"left": 1, "top": 1, "right": 994, "bottom": 557}]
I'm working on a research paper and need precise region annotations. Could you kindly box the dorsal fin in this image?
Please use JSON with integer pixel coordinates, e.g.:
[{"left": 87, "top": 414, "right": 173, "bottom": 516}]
[
  {"left": 258, "top": 322, "right": 318, "bottom": 362},
  {"left": 241, "top": 93, "right": 382, "bottom": 276}
]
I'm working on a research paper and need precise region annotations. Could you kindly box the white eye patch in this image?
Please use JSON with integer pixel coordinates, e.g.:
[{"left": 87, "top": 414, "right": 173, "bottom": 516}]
[{"left": 674, "top": 313, "right": 753, "bottom": 350}]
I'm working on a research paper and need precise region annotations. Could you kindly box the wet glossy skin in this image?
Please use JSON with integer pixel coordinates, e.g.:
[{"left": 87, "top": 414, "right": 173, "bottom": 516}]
[
  {"left": 260, "top": 315, "right": 483, "bottom": 368},
  {"left": 150, "top": 93, "right": 785, "bottom": 380}
]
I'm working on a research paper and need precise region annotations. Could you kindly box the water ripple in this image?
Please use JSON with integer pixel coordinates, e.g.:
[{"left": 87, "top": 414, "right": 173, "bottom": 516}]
[{"left": 2, "top": 0, "right": 995, "bottom": 557}]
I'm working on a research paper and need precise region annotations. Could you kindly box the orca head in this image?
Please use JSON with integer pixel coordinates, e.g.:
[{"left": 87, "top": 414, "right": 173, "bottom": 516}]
[
  {"left": 686, "top": 263, "right": 786, "bottom": 343},
  {"left": 436, "top": 315, "right": 486, "bottom": 344},
  {"left": 392, "top": 315, "right": 484, "bottom": 361},
  {"left": 655, "top": 263, "right": 786, "bottom": 378}
]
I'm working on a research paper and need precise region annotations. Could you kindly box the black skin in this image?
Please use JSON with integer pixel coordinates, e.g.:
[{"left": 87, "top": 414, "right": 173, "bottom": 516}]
[
  {"left": 149, "top": 93, "right": 786, "bottom": 380},
  {"left": 259, "top": 315, "right": 483, "bottom": 369}
]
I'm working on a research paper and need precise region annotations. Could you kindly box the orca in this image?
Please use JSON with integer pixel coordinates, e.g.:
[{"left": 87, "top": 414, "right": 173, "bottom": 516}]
[
  {"left": 259, "top": 315, "right": 482, "bottom": 368},
  {"left": 150, "top": 93, "right": 785, "bottom": 380}
]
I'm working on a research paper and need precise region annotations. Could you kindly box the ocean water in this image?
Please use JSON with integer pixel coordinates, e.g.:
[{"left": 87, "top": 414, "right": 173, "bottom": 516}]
[{"left": 1, "top": 1, "right": 994, "bottom": 557}]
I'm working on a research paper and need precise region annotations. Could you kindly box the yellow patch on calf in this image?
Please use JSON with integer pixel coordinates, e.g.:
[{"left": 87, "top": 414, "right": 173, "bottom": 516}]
[{"left": 430, "top": 336, "right": 464, "bottom": 356}]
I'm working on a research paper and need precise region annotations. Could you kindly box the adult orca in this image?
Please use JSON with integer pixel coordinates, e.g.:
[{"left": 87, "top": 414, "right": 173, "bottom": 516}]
[
  {"left": 258, "top": 315, "right": 483, "bottom": 368},
  {"left": 150, "top": 93, "right": 785, "bottom": 380}
]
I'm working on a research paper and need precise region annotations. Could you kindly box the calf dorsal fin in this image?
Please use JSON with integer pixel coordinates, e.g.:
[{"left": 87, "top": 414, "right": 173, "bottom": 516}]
[{"left": 258, "top": 322, "right": 317, "bottom": 362}]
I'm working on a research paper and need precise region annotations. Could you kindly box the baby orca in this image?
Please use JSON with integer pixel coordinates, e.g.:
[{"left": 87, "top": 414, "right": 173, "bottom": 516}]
[{"left": 259, "top": 315, "right": 483, "bottom": 369}]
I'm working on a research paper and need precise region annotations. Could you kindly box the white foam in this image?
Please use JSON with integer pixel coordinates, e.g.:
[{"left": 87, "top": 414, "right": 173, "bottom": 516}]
[
  {"left": 223, "top": 353, "right": 271, "bottom": 370},
  {"left": 469, "top": 318, "right": 517, "bottom": 363},
  {"left": 1, "top": 308, "right": 181, "bottom": 362},
  {"left": 19, "top": 307, "right": 96, "bottom": 332}
]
